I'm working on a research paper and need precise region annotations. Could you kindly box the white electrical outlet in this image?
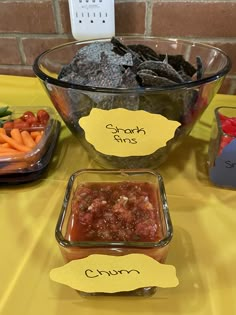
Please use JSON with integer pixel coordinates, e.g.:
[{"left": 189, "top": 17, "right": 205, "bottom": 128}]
[{"left": 68, "top": 0, "right": 115, "bottom": 41}]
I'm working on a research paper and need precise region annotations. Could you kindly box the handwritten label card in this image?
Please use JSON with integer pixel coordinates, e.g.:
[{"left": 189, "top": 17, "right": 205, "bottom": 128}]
[
  {"left": 210, "top": 138, "right": 236, "bottom": 188},
  {"left": 50, "top": 254, "right": 179, "bottom": 293},
  {"left": 79, "top": 108, "right": 180, "bottom": 157}
]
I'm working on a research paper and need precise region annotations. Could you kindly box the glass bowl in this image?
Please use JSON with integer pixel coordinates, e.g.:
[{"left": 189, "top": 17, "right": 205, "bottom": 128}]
[
  {"left": 33, "top": 36, "right": 231, "bottom": 168},
  {"left": 55, "top": 168, "right": 173, "bottom": 296}
]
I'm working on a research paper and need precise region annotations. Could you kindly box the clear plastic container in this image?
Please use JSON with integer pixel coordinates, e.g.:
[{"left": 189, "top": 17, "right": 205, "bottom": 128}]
[
  {"left": 55, "top": 168, "right": 173, "bottom": 296},
  {"left": 0, "top": 106, "right": 60, "bottom": 175},
  {"left": 208, "top": 106, "right": 236, "bottom": 188}
]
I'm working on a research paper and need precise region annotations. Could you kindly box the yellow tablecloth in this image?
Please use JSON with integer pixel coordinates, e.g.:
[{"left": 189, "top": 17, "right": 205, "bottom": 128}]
[{"left": 0, "top": 75, "right": 236, "bottom": 315}]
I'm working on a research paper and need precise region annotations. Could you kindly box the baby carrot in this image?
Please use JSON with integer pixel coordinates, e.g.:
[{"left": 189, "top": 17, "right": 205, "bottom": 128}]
[
  {"left": 0, "top": 148, "right": 24, "bottom": 157},
  {"left": 35, "top": 133, "right": 43, "bottom": 144},
  {"left": 0, "top": 152, "right": 20, "bottom": 157},
  {"left": 21, "top": 130, "right": 36, "bottom": 148},
  {"left": 0, "top": 133, "right": 31, "bottom": 152},
  {"left": 0, "top": 146, "right": 21, "bottom": 153},
  {"left": 0, "top": 128, "right": 6, "bottom": 143},
  {"left": 0, "top": 128, "right": 6, "bottom": 134},
  {"left": 10, "top": 128, "right": 23, "bottom": 144},
  {"left": 30, "top": 131, "right": 41, "bottom": 139},
  {"left": 1, "top": 142, "right": 10, "bottom": 148}
]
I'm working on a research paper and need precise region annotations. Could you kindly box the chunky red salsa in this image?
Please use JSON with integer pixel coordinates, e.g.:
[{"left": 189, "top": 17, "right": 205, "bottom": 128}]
[
  {"left": 219, "top": 113, "right": 236, "bottom": 154},
  {"left": 66, "top": 181, "right": 163, "bottom": 242}
]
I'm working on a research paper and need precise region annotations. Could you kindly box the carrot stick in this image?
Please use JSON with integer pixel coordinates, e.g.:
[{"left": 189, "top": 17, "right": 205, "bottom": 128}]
[
  {"left": 10, "top": 128, "right": 23, "bottom": 144},
  {"left": 35, "top": 134, "right": 43, "bottom": 144},
  {"left": 1, "top": 143, "right": 11, "bottom": 148},
  {"left": 0, "top": 146, "right": 20, "bottom": 153},
  {"left": 21, "top": 130, "right": 36, "bottom": 148},
  {"left": 0, "top": 128, "right": 6, "bottom": 135},
  {"left": 30, "top": 131, "right": 41, "bottom": 139},
  {"left": 0, "top": 133, "right": 31, "bottom": 152},
  {"left": 0, "top": 152, "right": 22, "bottom": 157},
  {"left": 0, "top": 150, "right": 24, "bottom": 157},
  {"left": 0, "top": 128, "right": 6, "bottom": 143}
]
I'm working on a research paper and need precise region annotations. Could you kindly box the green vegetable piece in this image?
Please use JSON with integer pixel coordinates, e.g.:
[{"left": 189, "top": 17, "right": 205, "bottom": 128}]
[{"left": 0, "top": 106, "right": 12, "bottom": 118}]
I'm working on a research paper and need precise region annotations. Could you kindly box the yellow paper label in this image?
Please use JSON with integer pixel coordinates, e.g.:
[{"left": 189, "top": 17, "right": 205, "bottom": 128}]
[
  {"left": 79, "top": 108, "right": 180, "bottom": 157},
  {"left": 50, "top": 254, "right": 179, "bottom": 293}
]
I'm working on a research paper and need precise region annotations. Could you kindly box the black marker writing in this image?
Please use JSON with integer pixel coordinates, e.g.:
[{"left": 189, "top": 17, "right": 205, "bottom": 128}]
[
  {"left": 106, "top": 124, "right": 146, "bottom": 145},
  {"left": 225, "top": 160, "right": 236, "bottom": 168},
  {"left": 114, "top": 134, "right": 137, "bottom": 144},
  {"left": 85, "top": 268, "right": 140, "bottom": 278},
  {"left": 106, "top": 124, "right": 146, "bottom": 135}
]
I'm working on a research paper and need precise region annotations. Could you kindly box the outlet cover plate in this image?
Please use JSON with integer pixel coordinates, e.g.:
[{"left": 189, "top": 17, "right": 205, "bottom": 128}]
[{"left": 68, "top": 0, "right": 115, "bottom": 41}]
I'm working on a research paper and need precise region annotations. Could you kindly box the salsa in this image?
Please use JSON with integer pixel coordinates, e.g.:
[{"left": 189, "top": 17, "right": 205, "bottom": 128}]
[
  {"left": 66, "top": 181, "right": 163, "bottom": 243},
  {"left": 219, "top": 113, "right": 236, "bottom": 154}
]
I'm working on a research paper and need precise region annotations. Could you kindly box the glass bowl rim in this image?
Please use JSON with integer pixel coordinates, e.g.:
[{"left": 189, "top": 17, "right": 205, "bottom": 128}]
[
  {"left": 55, "top": 168, "right": 173, "bottom": 249},
  {"left": 33, "top": 36, "right": 232, "bottom": 93}
]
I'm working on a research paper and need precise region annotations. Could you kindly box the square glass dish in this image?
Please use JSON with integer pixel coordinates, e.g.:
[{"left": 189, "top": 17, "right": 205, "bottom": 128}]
[
  {"left": 55, "top": 168, "right": 173, "bottom": 296},
  {"left": 208, "top": 106, "right": 236, "bottom": 188},
  {"left": 0, "top": 106, "right": 60, "bottom": 176}
]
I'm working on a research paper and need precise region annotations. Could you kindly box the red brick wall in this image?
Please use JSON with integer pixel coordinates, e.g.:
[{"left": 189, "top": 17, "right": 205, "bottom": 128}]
[{"left": 0, "top": 0, "right": 235, "bottom": 94}]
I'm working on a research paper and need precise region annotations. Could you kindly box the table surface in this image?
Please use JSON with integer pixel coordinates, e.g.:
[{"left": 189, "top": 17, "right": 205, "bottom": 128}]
[{"left": 0, "top": 75, "right": 236, "bottom": 315}]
